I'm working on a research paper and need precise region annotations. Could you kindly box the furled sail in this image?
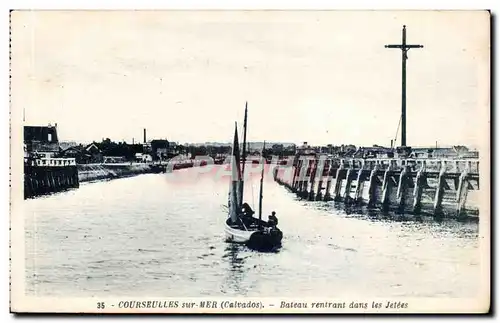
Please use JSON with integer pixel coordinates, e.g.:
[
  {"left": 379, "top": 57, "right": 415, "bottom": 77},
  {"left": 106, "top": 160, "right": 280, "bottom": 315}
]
[{"left": 228, "top": 122, "right": 242, "bottom": 223}]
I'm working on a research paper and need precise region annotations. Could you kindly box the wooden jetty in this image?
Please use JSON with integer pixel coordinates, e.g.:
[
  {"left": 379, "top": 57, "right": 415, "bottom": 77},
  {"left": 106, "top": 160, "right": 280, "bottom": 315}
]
[
  {"left": 273, "top": 156, "right": 480, "bottom": 217},
  {"left": 24, "top": 158, "right": 79, "bottom": 199}
]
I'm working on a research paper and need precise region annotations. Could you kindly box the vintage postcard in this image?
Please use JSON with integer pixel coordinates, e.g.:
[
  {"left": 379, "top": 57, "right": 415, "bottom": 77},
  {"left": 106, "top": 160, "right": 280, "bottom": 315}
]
[{"left": 10, "top": 10, "right": 490, "bottom": 313}]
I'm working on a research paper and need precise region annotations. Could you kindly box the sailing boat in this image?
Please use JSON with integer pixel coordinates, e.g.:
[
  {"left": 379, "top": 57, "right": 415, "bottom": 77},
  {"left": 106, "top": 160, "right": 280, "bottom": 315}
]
[{"left": 224, "top": 106, "right": 283, "bottom": 251}]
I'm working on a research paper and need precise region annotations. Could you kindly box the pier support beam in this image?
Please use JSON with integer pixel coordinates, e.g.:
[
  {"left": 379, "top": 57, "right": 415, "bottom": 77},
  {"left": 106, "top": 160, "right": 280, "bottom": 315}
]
[
  {"left": 299, "top": 158, "right": 312, "bottom": 199},
  {"left": 343, "top": 168, "right": 354, "bottom": 203},
  {"left": 295, "top": 160, "right": 304, "bottom": 195},
  {"left": 412, "top": 162, "right": 426, "bottom": 214},
  {"left": 456, "top": 168, "right": 470, "bottom": 217},
  {"left": 292, "top": 160, "right": 302, "bottom": 192},
  {"left": 323, "top": 162, "right": 334, "bottom": 201},
  {"left": 332, "top": 161, "right": 345, "bottom": 201},
  {"left": 381, "top": 164, "right": 393, "bottom": 211},
  {"left": 367, "top": 165, "right": 379, "bottom": 207},
  {"left": 433, "top": 161, "right": 447, "bottom": 217},
  {"left": 308, "top": 160, "right": 318, "bottom": 201},
  {"left": 353, "top": 160, "right": 366, "bottom": 202},
  {"left": 396, "top": 165, "right": 409, "bottom": 213},
  {"left": 315, "top": 158, "right": 327, "bottom": 201}
]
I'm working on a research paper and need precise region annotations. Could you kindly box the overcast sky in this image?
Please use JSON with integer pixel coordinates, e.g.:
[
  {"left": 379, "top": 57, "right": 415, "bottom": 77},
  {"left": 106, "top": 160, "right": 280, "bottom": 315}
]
[{"left": 11, "top": 10, "right": 489, "bottom": 147}]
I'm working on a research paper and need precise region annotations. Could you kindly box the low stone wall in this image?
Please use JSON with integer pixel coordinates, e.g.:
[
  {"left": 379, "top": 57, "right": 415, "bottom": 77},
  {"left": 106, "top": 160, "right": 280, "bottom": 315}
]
[{"left": 77, "top": 163, "right": 157, "bottom": 183}]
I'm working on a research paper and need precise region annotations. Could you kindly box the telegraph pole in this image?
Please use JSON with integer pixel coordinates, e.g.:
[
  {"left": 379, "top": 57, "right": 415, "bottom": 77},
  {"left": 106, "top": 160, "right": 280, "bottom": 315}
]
[{"left": 385, "top": 25, "right": 423, "bottom": 147}]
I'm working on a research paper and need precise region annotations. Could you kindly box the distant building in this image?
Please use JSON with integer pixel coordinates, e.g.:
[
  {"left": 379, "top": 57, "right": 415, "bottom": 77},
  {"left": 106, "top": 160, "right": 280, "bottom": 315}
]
[
  {"left": 296, "top": 142, "right": 316, "bottom": 155},
  {"left": 354, "top": 146, "right": 394, "bottom": 158},
  {"left": 142, "top": 142, "right": 152, "bottom": 154},
  {"left": 150, "top": 139, "right": 170, "bottom": 160},
  {"left": 141, "top": 139, "right": 177, "bottom": 160},
  {"left": 83, "top": 143, "right": 103, "bottom": 163},
  {"left": 59, "top": 141, "right": 78, "bottom": 151},
  {"left": 409, "top": 148, "right": 434, "bottom": 159},
  {"left": 409, "top": 146, "right": 477, "bottom": 159},
  {"left": 135, "top": 153, "right": 153, "bottom": 163},
  {"left": 60, "top": 146, "right": 83, "bottom": 161},
  {"left": 60, "top": 143, "right": 104, "bottom": 164},
  {"left": 24, "top": 124, "right": 60, "bottom": 158}
]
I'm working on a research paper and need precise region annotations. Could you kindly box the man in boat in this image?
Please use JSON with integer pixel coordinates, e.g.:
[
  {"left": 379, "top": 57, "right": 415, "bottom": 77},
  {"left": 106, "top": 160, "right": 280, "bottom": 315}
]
[
  {"left": 240, "top": 202, "right": 257, "bottom": 227},
  {"left": 241, "top": 203, "right": 255, "bottom": 217},
  {"left": 267, "top": 211, "right": 278, "bottom": 228}
]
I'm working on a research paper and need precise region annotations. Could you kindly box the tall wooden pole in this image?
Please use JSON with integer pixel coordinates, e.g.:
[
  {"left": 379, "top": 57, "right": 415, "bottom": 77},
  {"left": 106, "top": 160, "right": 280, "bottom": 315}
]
[
  {"left": 258, "top": 141, "right": 266, "bottom": 230},
  {"left": 239, "top": 102, "right": 248, "bottom": 204},
  {"left": 241, "top": 102, "right": 248, "bottom": 176},
  {"left": 385, "top": 25, "right": 423, "bottom": 147}
]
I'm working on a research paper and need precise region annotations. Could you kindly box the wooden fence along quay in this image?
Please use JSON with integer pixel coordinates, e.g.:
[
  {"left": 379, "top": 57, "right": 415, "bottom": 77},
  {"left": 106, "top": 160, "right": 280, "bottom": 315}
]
[{"left": 273, "top": 156, "right": 480, "bottom": 218}]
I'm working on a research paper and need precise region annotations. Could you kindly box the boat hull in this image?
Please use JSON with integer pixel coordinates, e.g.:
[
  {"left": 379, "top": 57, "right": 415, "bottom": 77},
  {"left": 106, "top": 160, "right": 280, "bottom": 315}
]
[
  {"left": 247, "top": 229, "right": 283, "bottom": 251},
  {"left": 225, "top": 218, "right": 283, "bottom": 251},
  {"left": 224, "top": 221, "right": 254, "bottom": 243}
]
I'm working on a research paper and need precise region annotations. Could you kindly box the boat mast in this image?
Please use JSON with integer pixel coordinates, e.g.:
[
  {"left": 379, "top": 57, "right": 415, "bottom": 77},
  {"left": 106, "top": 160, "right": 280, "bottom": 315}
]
[
  {"left": 239, "top": 102, "right": 248, "bottom": 208},
  {"left": 258, "top": 141, "right": 265, "bottom": 229}
]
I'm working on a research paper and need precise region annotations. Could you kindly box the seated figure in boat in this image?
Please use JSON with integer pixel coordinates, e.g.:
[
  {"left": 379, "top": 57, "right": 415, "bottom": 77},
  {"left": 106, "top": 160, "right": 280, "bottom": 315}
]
[
  {"left": 268, "top": 211, "right": 278, "bottom": 226},
  {"left": 240, "top": 203, "right": 268, "bottom": 229},
  {"left": 264, "top": 211, "right": 279, "bottom": 232},
  {"left": 241, "top": 203, "right": 255, "bottom": 217},
  {"left": 240, "top": 202, "right": 257, "bottom": 227}
]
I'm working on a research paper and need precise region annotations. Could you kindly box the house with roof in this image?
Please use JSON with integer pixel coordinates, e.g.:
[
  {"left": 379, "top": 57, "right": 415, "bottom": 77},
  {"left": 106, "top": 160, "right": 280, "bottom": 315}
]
[
  {"left": 24, "top": 124, "right": 60, "bottom": 158},
  {"left": 60, "top": 143, "right": 103, "bottom": 164}
]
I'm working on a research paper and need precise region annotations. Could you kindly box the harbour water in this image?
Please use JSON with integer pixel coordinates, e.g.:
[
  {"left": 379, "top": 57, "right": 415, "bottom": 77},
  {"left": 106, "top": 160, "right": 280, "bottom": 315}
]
[{"left": 24, "top": 165, "right": 480, "bottom": 298}]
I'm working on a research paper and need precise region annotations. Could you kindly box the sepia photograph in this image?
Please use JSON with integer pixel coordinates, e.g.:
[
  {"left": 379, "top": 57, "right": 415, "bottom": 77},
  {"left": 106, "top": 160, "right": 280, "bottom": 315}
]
[{"left": 9, "top": 9, "right": 490, "bottom": 313}]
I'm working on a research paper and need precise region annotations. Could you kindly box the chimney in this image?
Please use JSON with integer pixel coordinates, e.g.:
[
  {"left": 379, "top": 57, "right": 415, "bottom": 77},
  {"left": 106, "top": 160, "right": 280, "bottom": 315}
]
[
  {"left": 390, "top": 139, "right": 393, "bottom": 148},
  {"left": 143, "top": 128, "right": 147, "bottom": 143}
]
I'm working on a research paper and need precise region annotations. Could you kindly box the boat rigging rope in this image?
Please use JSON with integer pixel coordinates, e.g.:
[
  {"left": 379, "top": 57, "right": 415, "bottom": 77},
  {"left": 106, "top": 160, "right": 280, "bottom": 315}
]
[
  {"left": 393, "top": 114, "right": 402, "bottom": 148},
  {"left": 251, "top": 182, "right": 255, "bottom": 210}
]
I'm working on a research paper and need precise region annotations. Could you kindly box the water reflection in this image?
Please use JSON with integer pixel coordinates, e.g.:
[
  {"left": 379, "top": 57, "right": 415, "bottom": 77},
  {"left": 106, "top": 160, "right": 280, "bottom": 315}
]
[
  {"left": 221, "top": 243, "right": 247, "bottom": 295},
  {"left": 224, "top": 243, "right": 246, "bottom": 273}
]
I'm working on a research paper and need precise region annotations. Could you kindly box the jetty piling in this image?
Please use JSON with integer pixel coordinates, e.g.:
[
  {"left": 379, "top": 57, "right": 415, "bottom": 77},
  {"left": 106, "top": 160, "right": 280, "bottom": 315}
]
[
  {"left": 332, "top": 161, "right": 345, "bottom": 202},
  {"left": 367, "top": 164, "right": 379, "bottom": 207},
  {"left": 456, "top": 167, "right": 470, "bottom": 217},
  {"left": 308, "top": 159, "right": 317, "bottom": 201},
  {"left": 274, "top": 156, "right": 480, "bottom": 217},
  {"left": 412, "top": 162, "right": 426, "bottom": 213},
  {"left": 323, "top": 161, "right": 334, "bottom": 201},
  {"left": 24, "top": 159, "right": 80, "bottom": 199}
]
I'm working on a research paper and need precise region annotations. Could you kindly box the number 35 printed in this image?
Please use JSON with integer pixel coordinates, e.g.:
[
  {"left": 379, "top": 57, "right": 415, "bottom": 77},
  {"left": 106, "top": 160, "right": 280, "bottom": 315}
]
[{"left": 97, "top": 302, "right": 105, "bottom": 309}]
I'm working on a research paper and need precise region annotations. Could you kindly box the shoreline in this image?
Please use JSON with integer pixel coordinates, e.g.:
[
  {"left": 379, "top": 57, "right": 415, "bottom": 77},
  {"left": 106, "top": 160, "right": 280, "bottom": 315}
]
[{"left": 77, "top": 163, "right": 163, "bottom": 183}]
